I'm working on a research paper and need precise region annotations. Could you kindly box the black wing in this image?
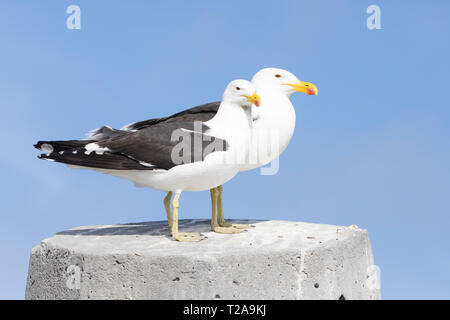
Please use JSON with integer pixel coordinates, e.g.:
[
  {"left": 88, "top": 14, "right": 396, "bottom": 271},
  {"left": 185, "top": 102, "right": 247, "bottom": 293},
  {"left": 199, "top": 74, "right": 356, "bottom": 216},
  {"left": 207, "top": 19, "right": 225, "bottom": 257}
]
[
  {"left": 36, "top": 121, "right": 228, "bottom": 171},
  {"left": 122, "top": 101, "right": 220, "bottom": 131},
  {"left": 86, "top": 102, "right": 220, "bottom": 142}
]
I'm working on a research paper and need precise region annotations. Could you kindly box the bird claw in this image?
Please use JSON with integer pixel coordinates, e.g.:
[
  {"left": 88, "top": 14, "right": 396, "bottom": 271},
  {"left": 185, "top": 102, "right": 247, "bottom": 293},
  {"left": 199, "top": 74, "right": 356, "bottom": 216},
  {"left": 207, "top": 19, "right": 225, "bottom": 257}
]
[
  {"left": 219, "top": 221, "right": 251, "bottom": 229},
  {"left": 212, "top": 226, "right": 246, "bottom": 234}
]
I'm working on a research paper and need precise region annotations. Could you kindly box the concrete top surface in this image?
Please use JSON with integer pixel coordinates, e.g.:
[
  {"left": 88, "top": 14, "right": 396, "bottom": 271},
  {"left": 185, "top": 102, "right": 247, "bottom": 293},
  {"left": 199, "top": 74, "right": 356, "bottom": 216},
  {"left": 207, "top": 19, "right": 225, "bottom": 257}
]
[{"left": 37, "top": 220, "right": 367, "bottom": 257}]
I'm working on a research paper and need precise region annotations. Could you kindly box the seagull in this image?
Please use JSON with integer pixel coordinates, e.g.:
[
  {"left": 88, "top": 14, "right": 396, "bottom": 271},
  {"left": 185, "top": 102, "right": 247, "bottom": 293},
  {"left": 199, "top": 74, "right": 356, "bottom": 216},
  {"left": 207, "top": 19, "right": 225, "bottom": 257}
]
[
  {"left": 209, "top": 68, "right": 317, "bottom": 230},
  {"left": 89, "top": 68, "right": 318, "bottom": 231},
  {"left": 34, "top": 80, "right": 261, "bottom": 241}
]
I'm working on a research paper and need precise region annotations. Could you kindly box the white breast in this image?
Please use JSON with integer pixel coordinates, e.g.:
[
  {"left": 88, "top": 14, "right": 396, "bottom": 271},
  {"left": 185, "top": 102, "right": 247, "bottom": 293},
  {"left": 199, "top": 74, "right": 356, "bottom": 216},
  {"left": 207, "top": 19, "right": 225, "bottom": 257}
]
[
  {"left": 87, "top": 103, "right": 253, "bottom": 192},
  {"left": 240, "top": 90, "right": 296, "bottom": 171}
]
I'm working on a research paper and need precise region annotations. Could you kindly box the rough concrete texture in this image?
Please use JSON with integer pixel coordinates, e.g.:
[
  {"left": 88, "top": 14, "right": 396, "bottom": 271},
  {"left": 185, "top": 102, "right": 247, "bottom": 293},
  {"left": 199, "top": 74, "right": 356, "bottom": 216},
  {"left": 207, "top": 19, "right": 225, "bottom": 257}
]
[{"left": 25, "top": 220, "right": 381, "bottom": 300}]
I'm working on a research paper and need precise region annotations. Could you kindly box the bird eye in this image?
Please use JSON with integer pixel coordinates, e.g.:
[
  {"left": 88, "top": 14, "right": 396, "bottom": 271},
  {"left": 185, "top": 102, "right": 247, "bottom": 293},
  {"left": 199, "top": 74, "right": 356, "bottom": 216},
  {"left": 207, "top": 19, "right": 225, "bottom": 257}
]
[
  {"left": 275, "top": 74, "right": 282, "bottom": 78},
  {"left": 235, "top": 87, "right": 241, "bottom": 90}
]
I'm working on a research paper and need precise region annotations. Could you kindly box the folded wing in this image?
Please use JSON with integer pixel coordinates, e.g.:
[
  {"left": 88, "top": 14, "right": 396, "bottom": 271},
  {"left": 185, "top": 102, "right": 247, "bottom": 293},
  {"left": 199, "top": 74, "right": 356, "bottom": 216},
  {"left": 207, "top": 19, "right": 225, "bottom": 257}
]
[{"left": 36, "top": 121, "right": 228, "bottom": 171}]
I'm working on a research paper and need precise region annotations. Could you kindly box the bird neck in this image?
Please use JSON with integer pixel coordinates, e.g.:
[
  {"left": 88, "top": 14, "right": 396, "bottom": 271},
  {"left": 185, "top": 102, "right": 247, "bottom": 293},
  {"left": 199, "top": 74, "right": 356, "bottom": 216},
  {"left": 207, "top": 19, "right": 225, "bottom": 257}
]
[
  {"left": 255, "top": 89, "right": 293, "bottom": 120},
  {"left": 209, "top": 102, "right": 252, "bottom": 131}
]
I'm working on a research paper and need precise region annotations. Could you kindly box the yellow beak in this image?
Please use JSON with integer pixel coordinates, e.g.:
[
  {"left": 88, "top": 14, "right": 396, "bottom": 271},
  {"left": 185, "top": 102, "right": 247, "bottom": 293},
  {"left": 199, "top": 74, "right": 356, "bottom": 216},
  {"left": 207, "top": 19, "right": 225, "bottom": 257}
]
[
  {"left": 243, "top": 93, "right": 261, "bottom": 107},
  {"left": 284, "top": 81, "right": 318, "bottom": 95}
]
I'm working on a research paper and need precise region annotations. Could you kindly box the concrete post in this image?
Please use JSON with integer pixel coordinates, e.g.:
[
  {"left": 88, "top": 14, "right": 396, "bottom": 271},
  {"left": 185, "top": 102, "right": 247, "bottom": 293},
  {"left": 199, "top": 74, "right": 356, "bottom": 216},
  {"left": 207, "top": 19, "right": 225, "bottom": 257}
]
[{"left": 25, "top": 220, "right": 381, "bottom": 300}]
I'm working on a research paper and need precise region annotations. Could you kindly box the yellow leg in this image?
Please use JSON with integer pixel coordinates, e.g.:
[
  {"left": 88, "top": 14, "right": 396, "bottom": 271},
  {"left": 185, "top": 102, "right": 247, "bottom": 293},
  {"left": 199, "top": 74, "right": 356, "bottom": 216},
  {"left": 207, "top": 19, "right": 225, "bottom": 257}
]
[
  {"left": 211, "top": 187, "right": 244, "bottom": 234},
  {"left": 216, "top": 185, "right": 250, "bottom": 230},
  {"left": 164, "top": 192, "right": 173, "bottom": 230},
  {"left": 171, "top": 191, "right": 205, "bottom": 242}
]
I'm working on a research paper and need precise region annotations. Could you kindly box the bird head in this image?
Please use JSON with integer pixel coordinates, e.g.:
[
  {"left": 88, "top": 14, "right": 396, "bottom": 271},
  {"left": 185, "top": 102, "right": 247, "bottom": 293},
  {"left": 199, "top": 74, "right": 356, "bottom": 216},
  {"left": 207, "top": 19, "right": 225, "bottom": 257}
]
[
  {"left": 223, "top": 79, "right": 261, "bottom": 109},
  {"left": 251, "top": 67, "right": 318, "bottom": 97}
]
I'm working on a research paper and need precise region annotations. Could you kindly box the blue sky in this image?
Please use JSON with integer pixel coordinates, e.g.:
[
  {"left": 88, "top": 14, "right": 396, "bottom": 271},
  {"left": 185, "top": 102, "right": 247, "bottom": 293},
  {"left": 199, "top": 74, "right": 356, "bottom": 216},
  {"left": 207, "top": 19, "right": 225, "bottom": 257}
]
[{"left": 0, "top": 0, "right": 449, "bottom": 299}]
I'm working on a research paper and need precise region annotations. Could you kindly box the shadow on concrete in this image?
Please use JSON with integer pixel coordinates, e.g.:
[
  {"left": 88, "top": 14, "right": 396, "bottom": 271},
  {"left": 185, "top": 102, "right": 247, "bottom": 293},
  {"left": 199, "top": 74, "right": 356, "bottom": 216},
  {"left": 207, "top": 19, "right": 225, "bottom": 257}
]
[{"left": 56, "top": 219, "right": 264, "bottom": 237}]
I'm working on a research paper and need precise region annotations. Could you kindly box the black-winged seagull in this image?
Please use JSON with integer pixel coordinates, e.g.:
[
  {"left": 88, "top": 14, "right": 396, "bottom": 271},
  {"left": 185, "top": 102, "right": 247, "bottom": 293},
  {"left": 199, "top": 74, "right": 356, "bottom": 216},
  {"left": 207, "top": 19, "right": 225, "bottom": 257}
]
[
  {"left": 35, "top": 80, "right": 261, "bottom": 241},
  {"left": 84, "top": 68, "right": 318, "bottom": 231}
]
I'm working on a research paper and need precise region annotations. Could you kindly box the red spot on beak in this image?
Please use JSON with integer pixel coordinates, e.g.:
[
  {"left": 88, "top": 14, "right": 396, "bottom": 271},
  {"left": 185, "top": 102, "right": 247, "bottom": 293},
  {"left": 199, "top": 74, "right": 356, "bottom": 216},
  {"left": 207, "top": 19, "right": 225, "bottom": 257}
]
[{"left": 306, "top": 88, "right": 315, "bottom": 95}]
